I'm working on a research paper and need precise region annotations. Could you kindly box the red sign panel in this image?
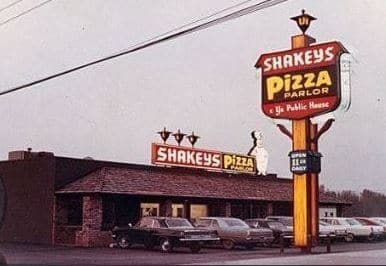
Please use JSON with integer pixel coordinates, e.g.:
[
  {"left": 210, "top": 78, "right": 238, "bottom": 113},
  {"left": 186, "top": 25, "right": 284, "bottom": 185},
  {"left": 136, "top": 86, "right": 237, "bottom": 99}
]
[
  {"left": 255, "top": 41, "right": 347, "bottom": 120},
  {"left": 151, "top": 143, "right": 256, "bottom": 173},
  {"left": 152, "top": 143, "right": 222, "bottom": 170}
]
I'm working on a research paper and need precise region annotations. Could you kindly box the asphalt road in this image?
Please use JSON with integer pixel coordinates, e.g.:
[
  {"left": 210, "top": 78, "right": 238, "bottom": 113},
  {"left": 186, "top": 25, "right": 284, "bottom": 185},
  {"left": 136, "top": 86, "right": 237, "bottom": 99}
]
[
  {"left": 2, "top": 241, "right": 386, "bottom": 265},
  {"left": 194, "top": 249, "right": 386, "bottom": 265}
]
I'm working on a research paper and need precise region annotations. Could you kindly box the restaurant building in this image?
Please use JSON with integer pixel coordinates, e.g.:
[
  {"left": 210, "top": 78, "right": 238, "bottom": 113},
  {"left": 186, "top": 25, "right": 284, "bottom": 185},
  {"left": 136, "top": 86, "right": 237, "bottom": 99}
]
[{"left": 0, "top": 149, "right": 350, "bottom": 247}]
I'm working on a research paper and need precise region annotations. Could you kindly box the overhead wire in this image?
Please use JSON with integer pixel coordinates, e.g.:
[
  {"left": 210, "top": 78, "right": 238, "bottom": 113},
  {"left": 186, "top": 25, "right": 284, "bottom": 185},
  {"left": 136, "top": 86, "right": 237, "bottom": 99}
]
[
  {"left": 0, "top": 0, "right": 54, "bottom": 28},
  {"left": 0, "top": 0, "right": 24, "bottom": 13},
  {"left": 0, "top": 0, "right": 289, "bottom": 96},
  {"left": 116, "top": 0, "right": 257, "bottom": 53}
]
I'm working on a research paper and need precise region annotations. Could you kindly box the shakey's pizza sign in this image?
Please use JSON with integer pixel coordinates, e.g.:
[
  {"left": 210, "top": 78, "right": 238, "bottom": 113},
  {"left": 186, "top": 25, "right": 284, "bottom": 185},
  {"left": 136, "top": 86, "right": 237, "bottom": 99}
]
[
  {"left": 256, "top": 41, "right": 347, "bottom": 120},
  {"left": 151, "top": 143, "right": 256, "bottom": 174}
]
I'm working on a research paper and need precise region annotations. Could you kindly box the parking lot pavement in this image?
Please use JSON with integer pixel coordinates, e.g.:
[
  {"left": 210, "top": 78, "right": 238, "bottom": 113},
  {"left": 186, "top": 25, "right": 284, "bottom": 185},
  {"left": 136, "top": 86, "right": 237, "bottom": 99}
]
[
  {"left": 191, "top": 248, "right": 386, "bottom": 265},
  {"left": 1, "top": 241, "right": 386, "bottom": 265}
]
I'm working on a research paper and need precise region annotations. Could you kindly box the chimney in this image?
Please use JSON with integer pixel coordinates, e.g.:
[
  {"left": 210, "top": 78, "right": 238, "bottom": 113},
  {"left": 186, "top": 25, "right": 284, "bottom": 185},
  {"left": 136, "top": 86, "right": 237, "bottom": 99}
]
[{"left": 8, "top": 149, "right": 54, "bottom": 161}]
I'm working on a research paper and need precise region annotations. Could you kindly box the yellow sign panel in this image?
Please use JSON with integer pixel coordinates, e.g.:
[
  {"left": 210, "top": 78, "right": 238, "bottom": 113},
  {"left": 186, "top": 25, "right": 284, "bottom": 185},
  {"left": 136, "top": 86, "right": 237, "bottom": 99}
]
[{"left": 222, "top": 153, "right": 256, "bottom": 173}]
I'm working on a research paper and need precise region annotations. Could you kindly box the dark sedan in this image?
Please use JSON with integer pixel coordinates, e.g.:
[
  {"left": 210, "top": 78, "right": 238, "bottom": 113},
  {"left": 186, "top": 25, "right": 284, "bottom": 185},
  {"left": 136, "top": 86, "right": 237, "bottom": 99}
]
[
  {"left": 245, "top": 218, "right": 293, "bottom": 246},
  {"left": 112, "top": 216, "right": 219, "bottom": 253}
]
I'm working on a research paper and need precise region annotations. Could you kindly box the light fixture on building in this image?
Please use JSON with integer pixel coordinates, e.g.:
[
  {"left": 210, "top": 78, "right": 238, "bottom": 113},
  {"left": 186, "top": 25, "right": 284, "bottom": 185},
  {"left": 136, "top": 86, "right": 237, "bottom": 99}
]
[
  {"left": 157, "top": 127, "right": 172, "bottom": 144},
  {"left": 187, "top": 131, "right": 200, "bottom": 148},
  {"left": 291, "top": 9, "right": 316, "bottom": 34},
  {"left": 172, "top": 129, "right": 186, "bottom": 146}
]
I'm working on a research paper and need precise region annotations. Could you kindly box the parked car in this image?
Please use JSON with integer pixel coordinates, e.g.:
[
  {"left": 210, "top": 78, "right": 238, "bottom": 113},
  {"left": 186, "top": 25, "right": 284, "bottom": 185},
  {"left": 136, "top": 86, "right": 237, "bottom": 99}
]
[
  {"left": 319, "top": 220, "right": 347, "bottom": 241},
  {"left": 265, "top": 216, "right": 346, "bottom": 241},
  {"left": 318, "top": 221, "right": 336, "bottom": 237},
  {"left": 195, "top": 217, "right": 274, "bottom": 250},
  {"left": 320, "top": 217, "right": 383, "bottom": 242},
  {"left": 369, "top": 217, "right": 386, "bottom": 226},
  {"left": 111, "top": 216, "right": 219, "bottom": 253},
  {"left": 265, "top": 216, "right": 293, "bottom": 231},
  {"left": 244, "top": 218, "right": 292, "bottom": 246},
  {"left": 354, "top": 217, "right": 386, "bottom": 239},
  {"left": 369, "top": 217, "right": 386, "bottom": 235}
]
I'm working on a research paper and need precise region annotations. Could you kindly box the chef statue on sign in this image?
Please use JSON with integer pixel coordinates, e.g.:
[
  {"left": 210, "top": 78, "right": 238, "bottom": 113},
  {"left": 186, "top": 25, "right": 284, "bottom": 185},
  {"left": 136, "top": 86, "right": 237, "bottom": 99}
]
[{"left": 248, "top": 130, "right": 269, "bottom": 176}]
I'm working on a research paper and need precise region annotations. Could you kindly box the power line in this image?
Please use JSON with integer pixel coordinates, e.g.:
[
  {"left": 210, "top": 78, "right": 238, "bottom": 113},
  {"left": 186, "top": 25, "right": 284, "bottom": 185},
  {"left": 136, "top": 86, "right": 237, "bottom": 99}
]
[
  {"left": 116, "top": 0, "right": 257, "bottom": 53},
  {"left": 1, "top": 0, "right": 288, "bottom": 96},
  {"left": 0, "top": 0, "right": 24, "bottom": 13},
  {"left": 0, "top": 0, "right": 54, "bottom": 28}
]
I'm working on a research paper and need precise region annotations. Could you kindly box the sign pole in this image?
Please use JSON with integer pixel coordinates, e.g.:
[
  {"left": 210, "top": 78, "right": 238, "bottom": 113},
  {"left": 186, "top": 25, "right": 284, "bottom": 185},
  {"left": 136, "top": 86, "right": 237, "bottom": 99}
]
[
  {"left": 291, "top": 33, "right": 315, "bottom": 251},
  {"left": 310, "top": 123, "right": 319, "bottom": 245},
  {"left": 255, "top": 9, "right": 349, "bottom": 253}
]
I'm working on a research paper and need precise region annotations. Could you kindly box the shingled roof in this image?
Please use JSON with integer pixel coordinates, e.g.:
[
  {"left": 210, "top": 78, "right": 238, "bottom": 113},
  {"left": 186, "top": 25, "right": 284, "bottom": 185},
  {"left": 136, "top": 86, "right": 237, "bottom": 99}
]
[{"left": 56, "top": 166, "right": 349, "bottom": 204}]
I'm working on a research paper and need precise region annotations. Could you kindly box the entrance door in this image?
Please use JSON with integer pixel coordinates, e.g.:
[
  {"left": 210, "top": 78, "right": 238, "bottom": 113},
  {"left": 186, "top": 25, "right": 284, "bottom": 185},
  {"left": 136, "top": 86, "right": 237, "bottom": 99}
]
[
  {"left": 231, "top": 203, "right": 243, "bottom": 219},
  {"left": 115, "top": 197, "right": 139, "bottom": 226}
]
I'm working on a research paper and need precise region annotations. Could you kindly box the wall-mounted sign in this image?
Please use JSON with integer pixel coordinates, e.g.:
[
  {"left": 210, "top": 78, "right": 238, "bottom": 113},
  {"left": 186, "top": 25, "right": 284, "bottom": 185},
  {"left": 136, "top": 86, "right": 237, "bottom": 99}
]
[
  {"left": 222, "top": 153, "right": 255, "bottom": 173},
  {"left": 256, "top": 41, "right": 348, "bottom": 120},
  {"left": 289, "top": 150, "right": 321, "bottom": 174},
  {"left": 151, "top": 143, "right": 256, "bottom": 174}
]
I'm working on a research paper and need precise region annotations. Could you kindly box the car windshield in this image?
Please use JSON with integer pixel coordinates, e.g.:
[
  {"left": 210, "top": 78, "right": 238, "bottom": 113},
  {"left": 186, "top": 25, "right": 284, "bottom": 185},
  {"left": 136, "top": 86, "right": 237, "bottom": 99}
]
[
  {"left": 345, "top": 218, "right": 361, "bottom": 226},
  {"left": 319, "top": 221, "right": 330, "bottom": 226},
  {"left": 222, "top": 218, "right": 249, "bottom": 228},
  {"left": 267, "top": 221, "right": 285, "bottom": 228},
  {"left": 165, "top": 218, "right": 194, "bottom": 228}
]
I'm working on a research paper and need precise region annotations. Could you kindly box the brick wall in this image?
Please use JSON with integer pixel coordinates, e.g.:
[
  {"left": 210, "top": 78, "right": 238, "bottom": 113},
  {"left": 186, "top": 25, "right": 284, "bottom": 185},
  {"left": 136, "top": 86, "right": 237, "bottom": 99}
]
[
  {"left": 75, "top": 195, "right": 111, "bottom": 247},
  {"left": 0, "top": 158, "right": 55, "bottom": 244}
]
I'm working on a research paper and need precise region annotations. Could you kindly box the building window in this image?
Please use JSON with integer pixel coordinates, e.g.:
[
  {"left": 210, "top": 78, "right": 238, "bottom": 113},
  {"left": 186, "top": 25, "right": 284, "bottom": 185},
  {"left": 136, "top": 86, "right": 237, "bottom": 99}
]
[
  {"left": 172, "top": 204, "right": 184, "bottom": 217},
  {"left": 140, "top": 203, "right": 159, "bottom": 217},
  {"left": 190, "top": 204, "right": 208, "bottom": 219}
]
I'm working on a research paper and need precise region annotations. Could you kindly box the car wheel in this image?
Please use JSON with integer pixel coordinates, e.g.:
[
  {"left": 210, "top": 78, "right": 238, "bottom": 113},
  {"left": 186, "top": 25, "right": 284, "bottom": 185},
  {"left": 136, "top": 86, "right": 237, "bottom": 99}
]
[
  {"left": 190, "top": 244, "right": 201, "bottom": 253},
  {"left": 222, "top": 239, "right": 235, "bottom": 250},
  {"left": 160, "top": 238, "right": 173, "bottom": 253},
  {"left": 117, "top": 236, "right": 131, "bottom": 249},
  {"left": 344, "top": 233, "right": 354, "bottom": 242},
  {"left": 367, "top": 233, "right": 376, "bottom": 242}
]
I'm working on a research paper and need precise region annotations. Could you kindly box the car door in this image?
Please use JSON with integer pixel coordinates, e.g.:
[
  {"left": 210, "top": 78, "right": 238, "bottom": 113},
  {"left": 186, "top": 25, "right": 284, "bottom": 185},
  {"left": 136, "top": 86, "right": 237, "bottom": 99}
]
[
  {"left": 133, "top": 217, "right": 156, "bottom": 244},
  {"left": 209, "top": 219, "right": 234, "bottom": 240}
]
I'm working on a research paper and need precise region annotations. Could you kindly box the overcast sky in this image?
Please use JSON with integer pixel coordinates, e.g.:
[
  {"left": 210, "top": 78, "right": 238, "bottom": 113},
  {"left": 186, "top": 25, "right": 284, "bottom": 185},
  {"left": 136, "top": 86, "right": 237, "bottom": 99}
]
[{"left": 0, "top": 0, "right": 385, "bottom": 193}]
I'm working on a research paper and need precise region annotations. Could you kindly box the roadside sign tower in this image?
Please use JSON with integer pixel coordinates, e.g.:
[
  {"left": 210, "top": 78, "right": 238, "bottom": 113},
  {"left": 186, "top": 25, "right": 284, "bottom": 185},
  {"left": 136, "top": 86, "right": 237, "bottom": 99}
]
[{"left": 255, "top": 10, "right": 349, "bottom": 251}]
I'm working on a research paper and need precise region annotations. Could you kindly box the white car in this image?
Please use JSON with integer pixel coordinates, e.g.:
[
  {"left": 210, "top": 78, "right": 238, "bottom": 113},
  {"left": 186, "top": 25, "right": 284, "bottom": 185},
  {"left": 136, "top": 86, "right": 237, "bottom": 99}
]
[
  {"left": 355, "top": 217, "right": 386, "bottom": 239},
  {"left": 320, "top": 217, "right": 383, "bottom": 242},
  {"left": 266, "top": 216, "right": 346, "bottom": 240},
  {"left": 369, "top": 217, "right": 386, "bottom": 226},
  {"left": 319, "top": 220, "right": 347, "bottom": 240}
]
